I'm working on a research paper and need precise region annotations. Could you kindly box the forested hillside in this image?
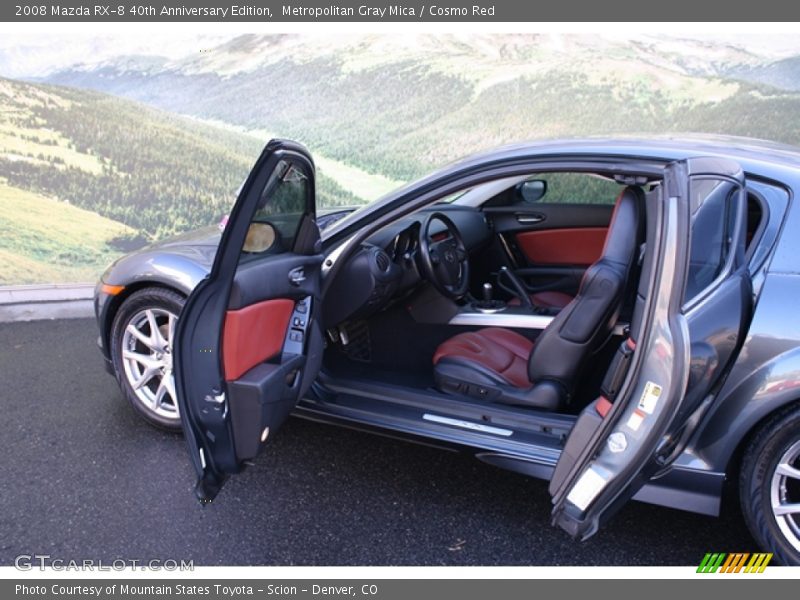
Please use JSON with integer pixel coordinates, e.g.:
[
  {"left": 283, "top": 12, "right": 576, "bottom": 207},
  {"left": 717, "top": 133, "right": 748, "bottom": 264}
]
[
  {"left": 0, "top": 77, "right": 357, "bottom": 238},
  {"left": 45, "top": 34, "right": 800, "bottom": 182},
  {"left": 0, "top": 77, "right": 357, "bottom": 282}
]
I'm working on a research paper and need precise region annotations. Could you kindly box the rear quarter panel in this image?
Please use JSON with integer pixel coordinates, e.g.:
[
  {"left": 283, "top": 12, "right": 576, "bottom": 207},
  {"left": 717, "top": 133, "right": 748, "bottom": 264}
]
[{"left": 690, "top": 272, "right": 800, "bottom": 471}]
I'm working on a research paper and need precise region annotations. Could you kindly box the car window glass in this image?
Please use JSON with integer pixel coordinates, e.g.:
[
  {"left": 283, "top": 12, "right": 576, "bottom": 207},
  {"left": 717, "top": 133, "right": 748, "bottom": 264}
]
[
  {"left": 482, "top": 172, "right": 622, "bottom": 207},
  {"left": 684, "top": 177, "right": 739, "bottom": 303},
  {"left": 240, "top": 160, "right": 309, "bottom": 260},
  {"left": 524, "top": 173, "right": 620, "bottom": 205}
]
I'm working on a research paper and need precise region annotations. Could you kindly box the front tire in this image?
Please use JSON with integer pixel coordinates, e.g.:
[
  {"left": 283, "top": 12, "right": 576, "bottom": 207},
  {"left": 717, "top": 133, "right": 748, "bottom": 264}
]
[
  {"left": 740, "top": 404, "right": 800, "bottom": 565},
  {"left": 110, "top": 287, "right": 185, "bottom": 431}
]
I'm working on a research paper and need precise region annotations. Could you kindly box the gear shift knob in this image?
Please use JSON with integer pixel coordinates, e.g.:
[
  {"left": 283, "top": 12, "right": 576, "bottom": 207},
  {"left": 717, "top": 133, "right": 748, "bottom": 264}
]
[{"left": 473, "top": 281, "right": 504, "bottom": 313}]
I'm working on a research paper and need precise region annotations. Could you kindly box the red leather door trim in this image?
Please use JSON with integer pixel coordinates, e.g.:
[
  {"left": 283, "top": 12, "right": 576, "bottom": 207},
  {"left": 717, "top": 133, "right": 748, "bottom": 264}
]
[
  {"left": 515, "top": 227, "right": 608, "bottom": 266},
  {"left": 222, "top": 298, "right": 295, "bottom": 381}
]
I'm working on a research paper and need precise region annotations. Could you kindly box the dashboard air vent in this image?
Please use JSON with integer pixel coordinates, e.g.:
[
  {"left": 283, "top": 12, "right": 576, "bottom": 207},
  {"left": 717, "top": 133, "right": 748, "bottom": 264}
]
[{"left": 375, "top": 250, "right": 391, "bottom": 272}]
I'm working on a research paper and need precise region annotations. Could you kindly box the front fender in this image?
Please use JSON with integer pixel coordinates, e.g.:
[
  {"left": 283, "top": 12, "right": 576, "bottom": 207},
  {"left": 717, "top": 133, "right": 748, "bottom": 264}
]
[
  {"left": 95, "top": 248, "right": 213, "bottom": 360},
  {"left": 104, "top": 246, "right": 214, "bottom": 296}
]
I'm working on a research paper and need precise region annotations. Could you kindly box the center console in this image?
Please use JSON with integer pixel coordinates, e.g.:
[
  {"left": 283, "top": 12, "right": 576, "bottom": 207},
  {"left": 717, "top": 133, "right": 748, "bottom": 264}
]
[
  {"left": 460, "top": 279, "right": 556, "bottom": 329},
  {"left": 449, "top": 304, "right": 555, "bottom": 330}
]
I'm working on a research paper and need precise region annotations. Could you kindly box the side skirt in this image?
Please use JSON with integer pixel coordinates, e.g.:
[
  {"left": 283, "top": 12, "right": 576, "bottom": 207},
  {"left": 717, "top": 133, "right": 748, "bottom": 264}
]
[{"left": 294, "top": 375, "right": 724, "bottom": 517}]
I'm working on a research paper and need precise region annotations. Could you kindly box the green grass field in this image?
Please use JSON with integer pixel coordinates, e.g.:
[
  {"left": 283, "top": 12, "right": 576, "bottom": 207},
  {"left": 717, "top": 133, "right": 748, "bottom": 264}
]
[
  {"left": 0, "top": 181, "right": 134, "bottom": 284},
  {"left": 314, "top": 154, "right": 405, "bottom": 201}
]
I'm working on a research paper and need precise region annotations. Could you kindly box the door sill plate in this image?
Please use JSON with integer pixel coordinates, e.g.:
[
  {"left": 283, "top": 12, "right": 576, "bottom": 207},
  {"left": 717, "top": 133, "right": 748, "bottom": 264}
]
[{"left": 423, "top": 413, "right": 513, "bottom": 436}]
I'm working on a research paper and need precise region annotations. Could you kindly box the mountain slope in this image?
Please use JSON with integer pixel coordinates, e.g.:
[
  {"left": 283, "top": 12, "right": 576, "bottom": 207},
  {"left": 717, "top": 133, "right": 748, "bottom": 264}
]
[
  {"left": 0, "top": 182, "right": 134, "bottom": 284},
  {"left": 44, "top": 34, "right": 800, "bottom": 181},
  {"left": 0, "top": 77, "right": 358, "bottom": 233},
  {"left": 728, "top": 55, "right": 800, "bottom": 92},
  {"left": 0, "top": 76, "right": 359, "bottom": 283}
]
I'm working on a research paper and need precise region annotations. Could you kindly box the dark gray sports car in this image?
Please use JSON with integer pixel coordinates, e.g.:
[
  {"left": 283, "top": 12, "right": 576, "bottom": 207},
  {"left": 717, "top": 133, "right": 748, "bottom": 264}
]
[{"left": 95, "top": 136, "right": 800, "bottom": 564}]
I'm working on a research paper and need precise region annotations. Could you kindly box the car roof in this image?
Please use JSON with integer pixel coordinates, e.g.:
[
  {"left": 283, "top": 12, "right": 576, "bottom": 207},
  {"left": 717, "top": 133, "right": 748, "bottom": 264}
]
[{"left": 465, "top": 134, "right": 800, "bottom": 172}]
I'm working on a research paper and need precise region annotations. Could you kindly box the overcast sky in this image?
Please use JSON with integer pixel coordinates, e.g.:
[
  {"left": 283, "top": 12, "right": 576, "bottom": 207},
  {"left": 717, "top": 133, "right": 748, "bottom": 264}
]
[
  {"left": 0, "top": 33, "right": 236, "bottom": 77},
  {"left": 1, "top": 31, "right": 799, "bottom": 79}
]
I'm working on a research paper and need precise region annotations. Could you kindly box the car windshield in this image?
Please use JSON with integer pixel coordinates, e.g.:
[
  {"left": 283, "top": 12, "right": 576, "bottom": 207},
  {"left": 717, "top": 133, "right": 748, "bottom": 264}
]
[
  {"left": 229, "top": 170, "right": 411, "bottom": 234},
  {"left": 321, "top": 181, "right": 476, "bottom": 236}
]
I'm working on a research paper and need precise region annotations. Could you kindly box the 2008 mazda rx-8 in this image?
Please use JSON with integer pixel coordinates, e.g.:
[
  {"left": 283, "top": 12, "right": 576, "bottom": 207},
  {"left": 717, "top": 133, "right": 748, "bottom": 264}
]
[{"left": 94, "top": 137, "right": 800, "bottom": 563}]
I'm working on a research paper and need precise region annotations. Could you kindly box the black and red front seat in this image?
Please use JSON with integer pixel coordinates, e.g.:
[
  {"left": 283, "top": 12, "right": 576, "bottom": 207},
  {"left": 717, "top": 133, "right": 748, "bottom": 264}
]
[
  {"left": 433, "top": 185, "right": 646, "bottom": 411},
  {"left": 518, "top": 290, "right": 574, "bottom": 311}
]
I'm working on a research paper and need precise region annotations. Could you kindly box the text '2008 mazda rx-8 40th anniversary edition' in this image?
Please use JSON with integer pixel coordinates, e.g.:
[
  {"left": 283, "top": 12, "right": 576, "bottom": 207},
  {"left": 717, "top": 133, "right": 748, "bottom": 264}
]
[{"left": 95, "top": 137, "right": 800, "bottom": 564}]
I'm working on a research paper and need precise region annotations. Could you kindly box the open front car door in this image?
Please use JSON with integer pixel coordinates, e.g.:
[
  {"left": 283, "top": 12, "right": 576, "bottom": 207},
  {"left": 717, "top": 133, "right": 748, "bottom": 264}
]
[
  {"left": 549, "top": 157, "right": 751, "bottom": 539},
  {"left": 174, "top": 140, "right": 324, "bottom": 502}
]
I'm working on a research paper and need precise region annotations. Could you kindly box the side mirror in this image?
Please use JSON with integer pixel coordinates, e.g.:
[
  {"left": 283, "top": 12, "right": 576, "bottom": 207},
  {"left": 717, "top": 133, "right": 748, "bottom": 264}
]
[
  {"left": 519, "top": 179, "right": 547, "bottom": 203},
  {"left": 242, "top": 222, "right": 277, "bottom": 253}
]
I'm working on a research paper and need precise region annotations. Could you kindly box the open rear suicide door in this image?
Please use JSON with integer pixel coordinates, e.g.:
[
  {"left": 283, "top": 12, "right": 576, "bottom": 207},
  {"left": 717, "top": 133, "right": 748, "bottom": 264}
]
[{"left": 549, "top": 157, "right": 750, "bottom": 539}]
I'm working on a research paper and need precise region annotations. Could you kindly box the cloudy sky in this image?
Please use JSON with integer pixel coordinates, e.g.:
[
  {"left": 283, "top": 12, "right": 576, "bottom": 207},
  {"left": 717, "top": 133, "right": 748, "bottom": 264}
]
[
  {"left": 1, "top": 30, "right": 799, "bottom": 79},
  {"left": 0, "top": 32, "right": 235, "bottom": 77}
]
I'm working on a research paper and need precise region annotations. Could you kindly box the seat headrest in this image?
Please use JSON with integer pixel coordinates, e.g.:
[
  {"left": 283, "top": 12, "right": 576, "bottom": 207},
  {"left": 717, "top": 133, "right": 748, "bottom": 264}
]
[{"left": 601, "top": 185, "right": 646, "bottom": 266}]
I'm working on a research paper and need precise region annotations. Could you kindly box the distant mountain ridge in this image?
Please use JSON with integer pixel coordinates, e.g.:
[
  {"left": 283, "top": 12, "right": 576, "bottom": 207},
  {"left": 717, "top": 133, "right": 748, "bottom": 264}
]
[
  {"left": 729, "top": 55, "right": 800, "bottom": 92},
  {"left": 41, "top": 34, "right": 800, "bottom": 181},
  {"left": 43, "top": 33, "right": 800, "bottom": 87}
]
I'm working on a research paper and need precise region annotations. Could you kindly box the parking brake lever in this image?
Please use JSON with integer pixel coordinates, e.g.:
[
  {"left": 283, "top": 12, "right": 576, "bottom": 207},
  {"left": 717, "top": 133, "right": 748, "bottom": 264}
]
[{"left": 499, "top": 266, "right": 534, "bottom": 309}]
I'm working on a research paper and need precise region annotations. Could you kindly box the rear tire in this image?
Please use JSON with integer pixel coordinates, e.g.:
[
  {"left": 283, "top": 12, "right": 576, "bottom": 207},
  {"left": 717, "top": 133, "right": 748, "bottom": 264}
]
[
  {"left": 740, "top": 404, "right": 800, "bottom": 565},
  {"left": 110, "top": 287, "right": 185, "bottom": 432}
]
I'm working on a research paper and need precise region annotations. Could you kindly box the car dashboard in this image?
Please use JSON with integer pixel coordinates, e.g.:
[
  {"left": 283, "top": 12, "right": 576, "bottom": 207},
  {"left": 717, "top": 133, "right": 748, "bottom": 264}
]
[{"left": 321, "top": 205, "right": 492, "bottom": 327}]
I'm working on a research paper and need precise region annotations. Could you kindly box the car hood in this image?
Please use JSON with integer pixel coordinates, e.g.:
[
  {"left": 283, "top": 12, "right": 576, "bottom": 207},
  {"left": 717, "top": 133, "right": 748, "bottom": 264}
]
[
  {"left": 145, "top": 225, "right": 222, "bottom": 250},
  {"left": 101, "top": 226, "right": 222, "bottom": 292},
  {"left": 122, "top": 225, "right": 223, "bottom": 272}
]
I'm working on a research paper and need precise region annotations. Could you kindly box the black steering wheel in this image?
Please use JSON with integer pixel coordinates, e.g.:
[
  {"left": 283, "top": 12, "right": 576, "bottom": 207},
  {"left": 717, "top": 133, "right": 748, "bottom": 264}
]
[{"left": 418, "top": 212, "right": 470, "bottom": 300}]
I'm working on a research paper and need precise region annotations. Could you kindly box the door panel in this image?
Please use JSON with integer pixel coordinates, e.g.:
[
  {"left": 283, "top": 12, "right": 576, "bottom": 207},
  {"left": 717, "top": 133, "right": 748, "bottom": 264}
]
[
  {"left": 174, "top": 139, "right": 322, "bottom": 503},
  {"left": 228, "top": 251, "right": 322, "bottom": 309},
  {"left": 484, "top": 203, "right": 614, "bottom": 298},
  {"left": 228, "top": 353, "right": 307, "bottom": 461},
  {"left": 485, "top": 203, "right": 613, "bottom": 234},
  {"left": 222, "top": 298, "right": 295, "bottom": 381},
  {"left": 548, "top": 157, "right": 750, "bottom": 540},
  {"left": 515, "top": 227, "right": 608, "bottom": 266}
]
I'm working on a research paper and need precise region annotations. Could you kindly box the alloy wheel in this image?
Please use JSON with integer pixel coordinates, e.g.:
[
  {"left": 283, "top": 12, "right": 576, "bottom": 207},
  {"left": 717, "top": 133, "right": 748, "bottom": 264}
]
[
  {"left": 771, "top": 439, "right": 800, "bottom": 553},
  {"left": 120, "top": 307, "right": 180, "bottom": 422}
]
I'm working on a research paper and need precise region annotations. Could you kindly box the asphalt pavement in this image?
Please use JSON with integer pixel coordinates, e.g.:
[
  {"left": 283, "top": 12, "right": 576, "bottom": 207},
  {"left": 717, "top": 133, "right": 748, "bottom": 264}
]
[{"left": 0, "top": 318, "right": 757, "bottom": 566}]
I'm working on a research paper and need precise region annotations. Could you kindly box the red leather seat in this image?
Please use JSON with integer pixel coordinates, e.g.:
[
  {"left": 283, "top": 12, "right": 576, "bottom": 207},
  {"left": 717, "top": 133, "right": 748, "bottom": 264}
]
[
  {"left": 508, "top": 290, "right": 573, "bottom": 310},
  {"left": 433, "top": 328, "right": 533, "bottom": 388}
]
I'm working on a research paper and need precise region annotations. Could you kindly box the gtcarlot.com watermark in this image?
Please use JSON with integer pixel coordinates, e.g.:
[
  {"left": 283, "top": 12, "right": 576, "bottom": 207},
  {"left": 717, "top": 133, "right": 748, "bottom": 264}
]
[{"left": 14, "top": 554, "right": 194, "bottom": 571}]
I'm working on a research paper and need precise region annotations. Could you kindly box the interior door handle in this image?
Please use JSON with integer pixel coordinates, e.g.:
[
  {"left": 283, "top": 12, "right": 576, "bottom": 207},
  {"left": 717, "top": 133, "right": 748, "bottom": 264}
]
[
  {"left": 288, "top": 267, "right": 306, "bottom": 286},
  {"left": 516, "top": 214, "right": 545, "bottom": 224}
]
